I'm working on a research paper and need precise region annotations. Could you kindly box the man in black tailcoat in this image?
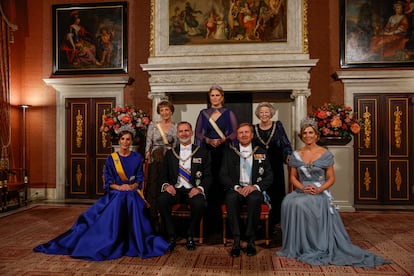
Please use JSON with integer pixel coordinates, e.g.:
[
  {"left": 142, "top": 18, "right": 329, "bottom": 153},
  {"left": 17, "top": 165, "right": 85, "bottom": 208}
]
[
  {"left": 158, "top": 121, "right": 212, "bottom": 251},
  {"left": 220, "top": 123, "right": 273, "bottom": 257}
]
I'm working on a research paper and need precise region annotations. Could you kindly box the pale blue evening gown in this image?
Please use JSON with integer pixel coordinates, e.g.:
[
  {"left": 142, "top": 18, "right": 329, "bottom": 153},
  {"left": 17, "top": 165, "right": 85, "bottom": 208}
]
[{"left": 277, "top": 150, "right": 390, "bottom": 267}]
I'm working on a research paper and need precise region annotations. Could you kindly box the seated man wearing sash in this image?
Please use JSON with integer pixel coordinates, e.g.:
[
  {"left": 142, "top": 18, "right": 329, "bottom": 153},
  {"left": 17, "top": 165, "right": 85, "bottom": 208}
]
[
  {"left": 158, "top": 122, "right": 212, "bottom": 251},
  {"left": 220, "top": 123, "right": 273, "bottom": 257}
]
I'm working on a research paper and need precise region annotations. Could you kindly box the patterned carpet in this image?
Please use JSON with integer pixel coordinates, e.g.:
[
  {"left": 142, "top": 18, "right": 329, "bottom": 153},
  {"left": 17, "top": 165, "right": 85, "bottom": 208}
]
[{"left": 0, "top": 205, "right": 413, "bottom": 275}]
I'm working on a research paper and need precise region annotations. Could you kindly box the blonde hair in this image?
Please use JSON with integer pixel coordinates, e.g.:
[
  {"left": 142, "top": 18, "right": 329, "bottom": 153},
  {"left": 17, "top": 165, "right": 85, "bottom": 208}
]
[
  {"left": 298, "top": 117, "right": 320, "bottom": 138},
  {"left": 208, "top": 84, "right": 224, "bottom": 96},
  {"left": 254, "top": 102, "right": 276, "bottom": 119}
]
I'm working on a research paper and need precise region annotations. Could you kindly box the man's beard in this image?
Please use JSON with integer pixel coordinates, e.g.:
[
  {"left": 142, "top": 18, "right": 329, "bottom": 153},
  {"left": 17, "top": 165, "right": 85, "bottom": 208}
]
[{"left": 179, "top": 137, "right": 191, "bottom": 144}]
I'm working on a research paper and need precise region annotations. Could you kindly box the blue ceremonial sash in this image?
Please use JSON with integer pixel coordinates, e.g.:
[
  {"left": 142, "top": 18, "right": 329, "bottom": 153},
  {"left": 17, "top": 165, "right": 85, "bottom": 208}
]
[{"left": 178, "top": 165, "right": 191, "bottom": 184}]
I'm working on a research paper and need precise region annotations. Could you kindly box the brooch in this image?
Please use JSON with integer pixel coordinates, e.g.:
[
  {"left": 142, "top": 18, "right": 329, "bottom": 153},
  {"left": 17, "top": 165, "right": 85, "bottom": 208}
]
[{"left": 259, "top": 167, "right": 264, "bottom": 175}]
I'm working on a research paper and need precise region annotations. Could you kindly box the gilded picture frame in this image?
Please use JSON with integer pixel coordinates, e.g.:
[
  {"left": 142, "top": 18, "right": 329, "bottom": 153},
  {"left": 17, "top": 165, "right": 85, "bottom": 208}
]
[
  {"left": 151, "top": 0, "right": 306, "bottom": 57},
  {"left": 340, "top": 0, "right": 414, "bottom": 68},
  {"left": 52, "top": 2, "right": 127, "bottom": 75}
]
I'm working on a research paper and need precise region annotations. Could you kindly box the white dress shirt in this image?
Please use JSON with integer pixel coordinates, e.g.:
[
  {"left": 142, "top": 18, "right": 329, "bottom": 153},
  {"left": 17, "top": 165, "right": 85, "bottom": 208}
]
[
  {"left": 239, "top": 144, "right": 253, "bottom": 186},
  {"left": 233, "top": 143, "right": 261, "bottom": 192},
  {"left": 176, "top": 144, "right": 193, "bottom": 189}
]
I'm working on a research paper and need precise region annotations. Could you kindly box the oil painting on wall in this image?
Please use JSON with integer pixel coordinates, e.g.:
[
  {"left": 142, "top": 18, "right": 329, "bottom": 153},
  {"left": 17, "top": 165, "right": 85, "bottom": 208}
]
[
  {"left": 52, "top": 2, "right": 127, "bottom": 75},
  {"left": 341, "top": 0, "right": 414, "bottom": 68},
  {"left": 169, "top": 0, "right": 287, "bottom": 45}
]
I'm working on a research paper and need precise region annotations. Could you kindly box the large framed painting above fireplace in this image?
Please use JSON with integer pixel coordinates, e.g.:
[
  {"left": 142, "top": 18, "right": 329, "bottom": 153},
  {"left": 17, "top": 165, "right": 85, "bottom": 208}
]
[
  {"left": 151, "top": 0, "right": 305, "bottom": 57},
  {"left": 142, "top": 0, "right": 317, "bottom": 151}
]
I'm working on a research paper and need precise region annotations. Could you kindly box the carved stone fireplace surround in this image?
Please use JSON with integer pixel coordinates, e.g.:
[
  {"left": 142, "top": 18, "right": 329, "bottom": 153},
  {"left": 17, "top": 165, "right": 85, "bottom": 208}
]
[{"left": 141, "top": 55, "right": 319, "bottom": 145}]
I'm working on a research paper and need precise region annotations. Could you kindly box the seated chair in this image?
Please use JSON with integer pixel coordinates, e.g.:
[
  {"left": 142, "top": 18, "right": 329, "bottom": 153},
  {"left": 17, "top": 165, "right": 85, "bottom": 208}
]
[
  {"left": 169, "top": 203, "right": 204, "bottom": 244},
  {"left": 142, "top": 160, "right": 204, "bottom": 244},
  {"left": 221, "top": 203, "right": 270, "bottom": 246},
  {"left": 6, "top": 168, "right": 28, "bottom": 210}
]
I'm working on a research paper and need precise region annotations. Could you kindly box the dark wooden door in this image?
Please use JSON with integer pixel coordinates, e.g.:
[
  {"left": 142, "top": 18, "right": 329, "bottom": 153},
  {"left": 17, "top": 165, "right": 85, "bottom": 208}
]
[
  {"left": 354, "top": 94, "right": 414, "bottom": 207},
  {"left": 66, "top": 98, "right": 115, "bottom": 199}
]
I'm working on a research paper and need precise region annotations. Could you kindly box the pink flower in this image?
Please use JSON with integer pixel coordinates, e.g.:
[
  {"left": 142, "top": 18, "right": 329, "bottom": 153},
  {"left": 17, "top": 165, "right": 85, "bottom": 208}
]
[
  {"left": 350, "top": 123, "right": 361, "bottom": 134},
  {"left": 105, "top": 117, "right": 115, "bottom": 126},
  {"left": 142, "top": 116, "right": 150, "bottom": 125},
  {"left": 101, "top": 105, "right": 151, "bottom": 138},
  {"left": 311, "top": 103, "right": 361, "bottom": 138},
  {"left": 316, "top": 110, "right": 328, "bottom": 119},
  {"left": 330, "top": 116, "right": 342, "bottom": 128},
  {"left": 121, "top": 114, "right": 132, "bottom": 123}
]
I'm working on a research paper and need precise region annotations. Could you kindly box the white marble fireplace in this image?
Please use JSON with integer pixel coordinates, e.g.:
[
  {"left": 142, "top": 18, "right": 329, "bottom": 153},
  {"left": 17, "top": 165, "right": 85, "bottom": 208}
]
[{"left": 141, "top": 56, "right": 319, "bottom": 149}]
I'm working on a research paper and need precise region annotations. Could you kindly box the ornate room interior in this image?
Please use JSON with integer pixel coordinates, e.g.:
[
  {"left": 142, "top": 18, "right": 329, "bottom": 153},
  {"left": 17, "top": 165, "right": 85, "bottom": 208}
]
[
  {"left": 0, "top": 0, "right": 413, "bottom": 211},
  {"left": 0, "top": 0, "right": 414, "bottom": 275}
]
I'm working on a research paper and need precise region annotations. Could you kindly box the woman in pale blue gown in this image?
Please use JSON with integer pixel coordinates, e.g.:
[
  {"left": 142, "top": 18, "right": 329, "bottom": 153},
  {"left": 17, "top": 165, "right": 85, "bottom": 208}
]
[
  {"left": 277, "top": 118, "right": 390, "bottom": 268},
  {"left": 34, "top": 130, "right": 170, "bottom": 261}
]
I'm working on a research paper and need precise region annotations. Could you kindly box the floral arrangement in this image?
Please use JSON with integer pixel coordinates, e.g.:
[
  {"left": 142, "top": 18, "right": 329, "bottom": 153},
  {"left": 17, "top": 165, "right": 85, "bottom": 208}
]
[
  {"left": 311, "top": 103, "right": 361, "bottom": 137},
  {"left": 100, "top": 105, "right": 150, "bottom": 140}
]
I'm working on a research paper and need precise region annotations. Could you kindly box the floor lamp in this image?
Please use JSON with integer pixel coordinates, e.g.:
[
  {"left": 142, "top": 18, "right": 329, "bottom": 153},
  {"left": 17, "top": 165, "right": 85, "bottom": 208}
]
[{"left": 20, "top": 105, "right": 29, "bottom": 183}]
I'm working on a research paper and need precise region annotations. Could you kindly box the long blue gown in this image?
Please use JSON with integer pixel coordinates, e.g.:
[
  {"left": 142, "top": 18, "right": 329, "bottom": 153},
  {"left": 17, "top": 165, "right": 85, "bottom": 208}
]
[
  {"left": 33, "top": 151, "right": 169, "bottom": 261},
  {"left": 194, "top": 107, "right": 238, "bottom": 233},
  {"left": 253, "top": 121, "right": 292, "bottom": 226},
  {"left": 277, "top": 150, "right": 390, "bottom": 267}
]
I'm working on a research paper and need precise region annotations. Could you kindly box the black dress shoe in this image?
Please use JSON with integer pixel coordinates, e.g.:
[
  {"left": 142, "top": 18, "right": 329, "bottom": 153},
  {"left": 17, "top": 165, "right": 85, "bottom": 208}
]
[
  {"left": 246, "top": 242, "right": 257, "bottom": 256},
  {"left": 185, "top": 237, "right": 196, "bottom": 251},
  {"left": 230, "top": 245, "right": 241, "bottom": 257},
  {"left": 168, "top": 238, "right": 176, "bottom": 252}
]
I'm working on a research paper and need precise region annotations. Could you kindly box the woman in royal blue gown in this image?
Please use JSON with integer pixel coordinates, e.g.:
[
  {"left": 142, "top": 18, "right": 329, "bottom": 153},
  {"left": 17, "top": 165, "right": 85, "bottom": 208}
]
[
  {"left": 33, "top": 130, "right": 170, "bottom": 261},
  {"left": 277, "top": 118, "right": 390, "bottom": 267}
]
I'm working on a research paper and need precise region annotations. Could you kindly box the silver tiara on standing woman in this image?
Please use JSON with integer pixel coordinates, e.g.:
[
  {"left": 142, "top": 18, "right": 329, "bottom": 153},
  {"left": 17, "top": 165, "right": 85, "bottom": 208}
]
[{"left": 300, "top": 117, "right": 318, "bottom": 131}]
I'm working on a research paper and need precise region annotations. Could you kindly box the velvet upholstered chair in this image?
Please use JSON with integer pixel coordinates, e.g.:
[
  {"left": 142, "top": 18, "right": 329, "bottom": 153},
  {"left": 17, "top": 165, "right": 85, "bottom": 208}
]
[{"left": 221, "top": 203, "right": 270, "bottom": 246}]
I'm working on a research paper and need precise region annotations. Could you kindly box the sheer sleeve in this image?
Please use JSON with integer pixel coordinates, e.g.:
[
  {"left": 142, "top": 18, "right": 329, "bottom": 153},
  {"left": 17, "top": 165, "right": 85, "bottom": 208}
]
[
  {"left": 226, "top": 109, "right": 238, "bottom": 143},
  {"left": 171, "top": 122, "right": 178, "bottom": 147},
  {"left": 194, "top": 109, "right": 206, "bottom": 146},
  {"left": 145, "top": 121, "right": 156, "bottom": 153},
  {"left": 195, "top": 108, "right": 238, "bottom": 146}
]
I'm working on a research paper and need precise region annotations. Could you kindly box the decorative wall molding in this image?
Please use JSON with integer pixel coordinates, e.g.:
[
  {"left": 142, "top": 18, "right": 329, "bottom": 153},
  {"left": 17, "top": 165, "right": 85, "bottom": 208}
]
[
  {"left": 44, "top": 76, "right": 129, "bottom": 200},
  {"left": 336, "top": 70, "right": 414, "bottom": 211}
]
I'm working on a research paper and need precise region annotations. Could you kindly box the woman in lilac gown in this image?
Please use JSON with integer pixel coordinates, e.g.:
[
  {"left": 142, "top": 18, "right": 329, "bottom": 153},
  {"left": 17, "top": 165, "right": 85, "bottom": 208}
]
[
  {"left": 277, "top": 118, "right": 390, "bottom": 267},
  {"left": 194, "top": 84, "right": 238, "bottom": 234},
  {"left": 34, "top": 130, "right": 170, "bottom": 261}
]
